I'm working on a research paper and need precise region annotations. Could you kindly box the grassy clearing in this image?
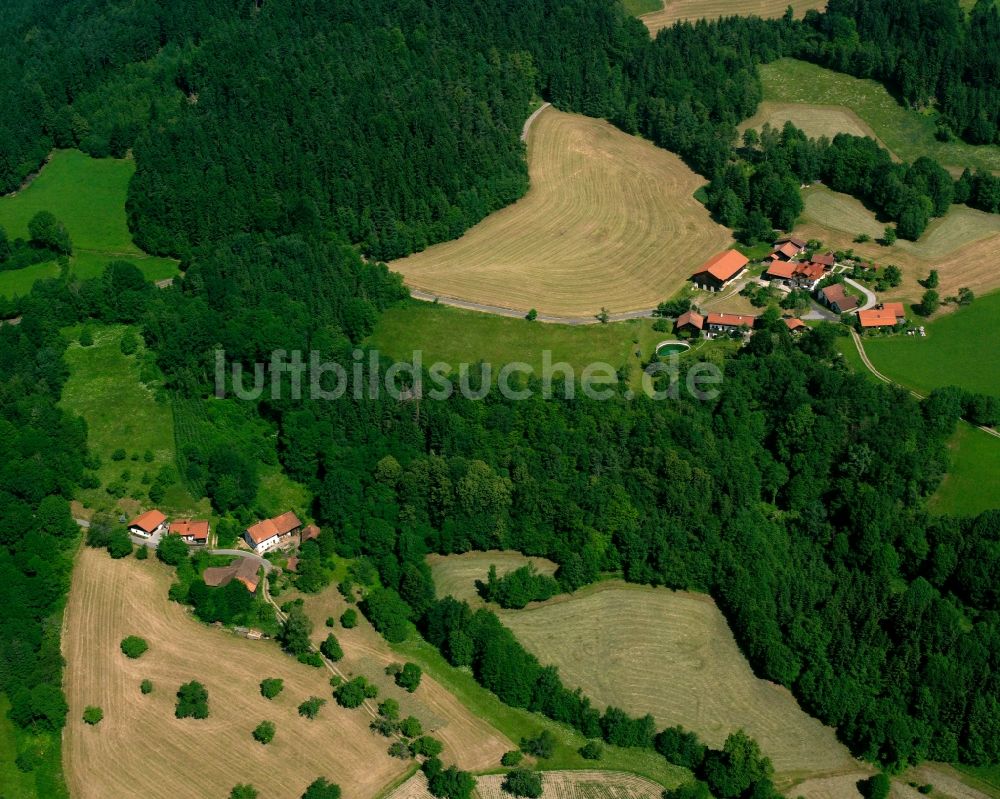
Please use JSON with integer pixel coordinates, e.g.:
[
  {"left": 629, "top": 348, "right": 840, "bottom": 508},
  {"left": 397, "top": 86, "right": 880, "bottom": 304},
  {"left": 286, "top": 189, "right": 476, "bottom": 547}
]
[
  {"left": 862, "top": 291, "right": 1000, "bottom": 398},
  {"left": 952, "top": 763, "right": 1000, "bottom": 795},
  {"left": 389, "top": 108, "right": 733, "bottom": 318},
  {"left": 390, "top": 637, "right": 690, "bottom": 788},
  {"left": 0, "top": 149, "right": 178, "bottom": 298},
  {"left": 796, "top": 186, "right": 1000, "bottom": 302},
  {"left": 930, "top": 423, "right": 1000, "bottom": 517},
  {"left": 60, "top": 324, "right": 205, "bottom": 518},
  {"left": 429, "top": 554, "right": 863, "bottom": 790},
  {"left": 0, "top": 696, "right": 67, "bottom": 799},
  {"left": 759, "top": 59, "right": 1000, "bottom": 174},
  {"left": 63, "top": 548, "right": 409, "bottom": 799},
  {"left": 623, "top": 0, "right": 663, "bottom": 15},
  {"left": 640, "top": 0, "right": 823, "bottom": 35}
]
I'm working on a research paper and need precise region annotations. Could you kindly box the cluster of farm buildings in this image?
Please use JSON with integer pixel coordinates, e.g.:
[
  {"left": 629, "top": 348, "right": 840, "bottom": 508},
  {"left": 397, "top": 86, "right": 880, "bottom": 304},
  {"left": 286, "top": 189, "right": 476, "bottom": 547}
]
[
  {"left": 127, "top": 508, "right": 319, "bottom": 593},
  {"left": 681, "top": 237, "right": 909, "bottom": 337}
]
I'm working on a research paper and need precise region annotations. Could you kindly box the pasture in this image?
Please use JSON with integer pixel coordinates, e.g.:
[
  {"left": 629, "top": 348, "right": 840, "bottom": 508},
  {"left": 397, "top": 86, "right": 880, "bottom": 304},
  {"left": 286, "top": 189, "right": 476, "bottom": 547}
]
[
  {"left": 862, "top": 291, "right": 1000, "bottom": 398},
  {"left": 797, "top": 187, "right": 1000, "bottom": 301},
  {"left": 0, "top": 149, "right": 178, "bottom": 298},
  {"left": 62, "top": 548, "right": 409, "bottom": 799},
  {"left": 758, "top": 59, "right": 1000, "bottom": 174},
  {"left": 60, "top": 324, "right": 206, "bottom": 517},
  {"left": 428, "top": 553, "right": 865, "bottom": 791},
  {"left": 931, "top": 423, "right": 1000, "bottom": 519},
  {"left": 639, "top": 0, "right": 823, "bottom": 36},
  {"left": 389, "top": 108, "right": 733, "bottom": 318}
]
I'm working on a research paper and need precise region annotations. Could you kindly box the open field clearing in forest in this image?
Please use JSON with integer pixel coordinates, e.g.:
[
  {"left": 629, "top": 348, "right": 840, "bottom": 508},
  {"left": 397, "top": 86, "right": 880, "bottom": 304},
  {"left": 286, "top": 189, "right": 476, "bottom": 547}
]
[
  {"left": 389, "top": 108, "right": 733, "bottom": 318},
  {"left": 862, "top": 290, "right": 1000, "bottom": 400},
  {"left": 739, "top": 102, "right": 890, "bottom": 151},
  {"left": 639, "top": 1, "right": 823, "bottom": 36},
  {"left": 796, "top": 187, "right": 1000, "bottom": 302},
  {"left": 62, "top": 549, "right": 409, "bottom": 799},
  {"left": 287, "top": 581, "right": 512, "bottom": 771},
  {"left": 429, "top": 553, "right": 866, "bottom": 792},
  {"left": 385, "top": 769, "right": 663, "bottom": 799},
  {"left": 0, "top": 150, "right": 178, "bottom": 297},
  {"left": 758, "top": 59, "right": 1000, "bottom": 175}
]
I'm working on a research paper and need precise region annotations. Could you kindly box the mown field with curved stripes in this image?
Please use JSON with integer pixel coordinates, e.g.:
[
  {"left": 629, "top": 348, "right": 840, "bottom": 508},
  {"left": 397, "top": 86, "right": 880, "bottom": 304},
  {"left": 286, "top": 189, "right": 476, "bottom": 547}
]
[
  {"left": 389, "top": 107, "right": 733, "bottom": 318},
  {"left": 639, "top": 0, "right": 823, "bottom": 36}
]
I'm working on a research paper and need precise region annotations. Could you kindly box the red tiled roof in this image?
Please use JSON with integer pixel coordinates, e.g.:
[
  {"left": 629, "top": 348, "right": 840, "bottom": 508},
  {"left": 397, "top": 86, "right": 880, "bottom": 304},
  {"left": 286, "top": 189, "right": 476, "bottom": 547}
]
[
  {"left": 169, "top": 519, "right": 209, "bottom": 540},
  {"left": 203, "top": 558, "right": 260, "bottom": 592},
  {"left": 766, "top": 260, "right": 799, "bottom": 279},
  {"left": 692, "top": 250, "right": 749, "bottom": 283},
  {"left": 810, "top": 253, "right": 836, "bottom": 267},
  {"left": 800, "top": 262, "right": 825, "bottom": 281},
  {"left": 858, "top": 309, "right": 899, "bottom": 328},
  {"left": 820, "top": 283, "right": 858, "bottom": 310},
  {"left": 775, "top": 236, "right": 806, "bottom": 248},
  {"left": 706, "top": 312, "right": 757, "bottom": 328},
  {"left": 773, "top": 241, "right": 800, "bottom": 259},
  {"left": 784, "top": 317, "right": 807, "bottom": 331},
  {"left": 246, "top": 511, "right": 302, "bottom": 545},
  {"left": 129, "top": 509, "right": 166, "bottom": 533},
  {"left": 879, "top": 302, "right": 906, "bottom": 319},
  {"left": 675, "top": 310, "right": 704, "bottom": 329}
]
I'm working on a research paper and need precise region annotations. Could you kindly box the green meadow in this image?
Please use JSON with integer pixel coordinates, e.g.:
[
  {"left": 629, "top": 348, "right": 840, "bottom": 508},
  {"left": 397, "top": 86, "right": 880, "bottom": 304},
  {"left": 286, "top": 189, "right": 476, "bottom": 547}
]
[
  {"left": 759, "top": 59, "right": 1000, "bottom": 174},
  {"left": 367, "top": 299, "right": 734, "bottom": 390},
  {"left": 0, "top": 150, "right": 178, "bottom": 298},
  {"left": 863, "top": 291, "right": 1000, "bottom": 398},
  {"left": 931, "top": 423, "right": 1000, "bottom": 517},
  {"left": 0, "top": 696, "right": 67, "bottom": 799}
]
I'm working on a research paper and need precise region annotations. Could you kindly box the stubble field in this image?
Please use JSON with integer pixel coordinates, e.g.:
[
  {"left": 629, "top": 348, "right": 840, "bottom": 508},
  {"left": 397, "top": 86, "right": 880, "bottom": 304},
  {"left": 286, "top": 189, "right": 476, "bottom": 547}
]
[
  {"left": 429, "top": 553, "right": 866, "bottom": 794},
  {"left": 62, "top": 548, "right": 409, "bottom": 799},
  {"left": 389, "top": 108, "right": 733, "bottom": 318},
  {"left": 639, "top": 1, "right": 824, "bottom": 36}
]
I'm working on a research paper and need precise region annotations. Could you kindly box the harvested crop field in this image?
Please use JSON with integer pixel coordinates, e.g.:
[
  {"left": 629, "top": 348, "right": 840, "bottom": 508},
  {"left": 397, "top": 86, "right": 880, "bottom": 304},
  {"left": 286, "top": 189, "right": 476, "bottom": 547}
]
[
  {"left": 389, "top": 108, "right": 733, "bottom": 318},
  {"left": 640, "top": 0, "right": 823, "bottom": 35},
  {"left": 289, "top": 582, "right": 511, "bottom": 771},
  {"left": 62, "top": 548, "right": 408, "bottom": 799},
  {"left": 428, "top": 550, "right": 558, "bottom": 606},
  {"left": 385, "top": 770, "right": 663, "bottom": 799},
  {"left": 429, "top": 554, "right": 863, "bottom": 790},
  {"left": 739, "top": 102, "right": 890, "bottom": 153},
  {"left": 797, "top": 187, "right": 1000, "bottom": 301}
]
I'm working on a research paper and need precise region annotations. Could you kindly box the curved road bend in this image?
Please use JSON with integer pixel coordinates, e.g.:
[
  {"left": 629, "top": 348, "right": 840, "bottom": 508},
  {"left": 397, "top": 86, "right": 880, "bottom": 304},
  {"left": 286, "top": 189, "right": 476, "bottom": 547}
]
[{"left": 850, "top": 330, "right": 1000, "bottom": 440}]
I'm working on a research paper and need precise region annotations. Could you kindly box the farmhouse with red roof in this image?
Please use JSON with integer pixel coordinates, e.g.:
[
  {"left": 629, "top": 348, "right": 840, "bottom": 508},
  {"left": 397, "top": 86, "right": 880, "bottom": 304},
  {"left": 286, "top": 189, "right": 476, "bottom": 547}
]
[
  {"left": 818, "top": 283, "right": 859, "bottom": 314},
  {"left": 691, "top": 250, "right": 749, "bottom": 292},
  {"left": 128, "top": 509, "right": 167, "bottom": 539},
  {"left": 244, "top": 510, "right": 303, "bottom": 554},
  {"left": 169, "top": 519, "right": 210, "bottom": 546},
  {"left": 674, "top": 310, "right": 705, "bottom": 336},
  {"left": 858, "top": 303, "right": 906, "bottom": 330},
  {"left": 706, "top": 312, "right": 757, "bottom": 335}
]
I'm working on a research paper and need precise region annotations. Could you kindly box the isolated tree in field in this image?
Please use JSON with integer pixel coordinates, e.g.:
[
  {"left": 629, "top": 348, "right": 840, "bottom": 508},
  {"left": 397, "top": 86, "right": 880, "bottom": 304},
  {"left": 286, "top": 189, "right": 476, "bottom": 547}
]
[
  {"left": 520, "top": 730, "right": 555, "bottom": 758},
  {"left": 525, "top": 308, "right": 537, "bottom": 321},
  {"left": 883, "top": 264, "right": 902, "bottom": 287},
  {"left": 395, "top": 662, "right": 421, "bottom": 692},
  {"left": 230, "top": 785, "right": 257, "bottom": 799},
  {"left": 500, "top": 751, "right": 523, "bottom": 767},
  {"left": 422, "top": 758, "right": 476, "bottom": 799},
  {"left": 389, "top": 740, "right": 410, "bottom": 759},
  {"left": 958, "top": 287, "right": 974, "bottom": 305},
  {"left": 919, "top": 289, "right": 940, "bottom": 316},
  {"left": 107, "top": 530, "right": 133, "bottom": 559},
  {"left": 410, "top": 735, "right": 444, "bottom": 758},
  {"left": 858, "top": 774, "right": 891, "bottom": 799},
  {"left": 399, "top": 716, "right": 423, "bottom": 738},
  {"left": 82, "top": 706, "right": 103, "bottom": 725},
  {"left": 156, "top": 534, "right": 188, "bottom": 566},
  {"left": 280, "top": 604, "right": 314, "bottom": 655},
  {"left": 140, "top": 680, "right": 153, "bottom": 695},
  {"left": 922, "top": 269, "right": 939, "bottom": 289},
  {"left": 333, "top": 677, "right": 367, "bottom": 708},
  {"left": 252, "top": 720, "right": 275, "bottom": 744},
  {"left": 578, "top": 740, "right": 602, "bottom": 760},
  {"left": 595, "top": 307, "right": 610, "bottom": 324},
  {"left": 260, "top": 678, "right": 284, "bottom": 699},
  {"left": 501, "top": 768, "right": 542, "bottom": 798},
  {"left": 378, "top": 698, "right": 400, "bottom": 721},
  {"left": 320, "top": 632, "right": 343, "bottom": 662},
  {"left": 175, "top": 681, "right": 209, "bottom": 719},
  {"left": 27, "top": 210, "right": 72, "bottom": 254},
  {"left": 298, "top": 697, "right": 326, "bottom": 719},
  {"left": 882, "top": 225, "right": 897, "bottom": 245},
  {"left": 339, "top": 608, "right": 358, "bottom": 628},
  {"left": 120, "top": 636, "right": 148, "bottom": 659},
  {"left": 302, "top": 777, "right": 341, "bottom": 799}
]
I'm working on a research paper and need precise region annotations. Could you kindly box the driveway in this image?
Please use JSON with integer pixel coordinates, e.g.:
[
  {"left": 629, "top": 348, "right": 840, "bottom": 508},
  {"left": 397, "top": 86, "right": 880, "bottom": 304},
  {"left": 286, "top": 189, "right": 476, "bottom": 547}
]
[{"left": 843, "top": 277, "right": 877, "bottom": 311}]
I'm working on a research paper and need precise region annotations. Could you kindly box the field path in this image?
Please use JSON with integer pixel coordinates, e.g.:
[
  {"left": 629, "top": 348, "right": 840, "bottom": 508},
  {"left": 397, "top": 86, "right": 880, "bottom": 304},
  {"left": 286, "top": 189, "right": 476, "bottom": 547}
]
[
  {"left": 850, "top": 330, "right": 1000, "bottom": 439},
  {"left": 407, "top": 288, "right": 655, "bottom": 324},
  {"left": 522, "top": 102, "right": 552, "bottom": 141}
]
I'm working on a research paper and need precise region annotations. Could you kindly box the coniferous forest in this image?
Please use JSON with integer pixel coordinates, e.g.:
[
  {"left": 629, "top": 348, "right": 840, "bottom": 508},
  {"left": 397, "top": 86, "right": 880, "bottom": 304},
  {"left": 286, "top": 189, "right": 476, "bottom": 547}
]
[{"left": 1, "top": 0, "right": 1000, "bottom": 789}]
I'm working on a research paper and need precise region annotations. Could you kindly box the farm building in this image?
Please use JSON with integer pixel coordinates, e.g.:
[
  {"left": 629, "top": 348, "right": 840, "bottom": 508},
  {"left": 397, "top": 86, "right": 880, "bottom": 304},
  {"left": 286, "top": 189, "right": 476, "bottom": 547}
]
[
  {"left": 128, "top": 509, "right": 167, "bottom": 539},
  {"left": 203, "top": 557, "right": 262, "bottom": 593},
  {"left": 300, "top": 523, "right": 321, "bottom": 543},
  {"left": 809, "top": 253, "right": 836, "bottom": 268},
  {"left": 774, "top": 235, "right": 806, "bottom": 250},
  {"left": 764, "top": 260, "right": 826, "bottom": 290},
  {"left": 858, "top": 303, "right": 906, "bottom": 330},
  {"left": 244, "top": 511, "right": 302, "bottom": 554},
  {"left": 770, "top": 241, "right": 803, "bottom": 261},
  {"left": 674, "top": 310, "right": 704, "bottom": 336},
  {"left": 783, "top": 317, "right": 808, "bottom": 333},
  {"left": 705, "top": 312, "right": 757, "bottom": 335},
  {"left": 690, "top": 250, "right": 749, "bottom": 292},
  {"left": 817, "top": 283, "right": 859, "bottom": 314},
  {"left": 169, "top": 519, "right": 210, "bottom": 545}
]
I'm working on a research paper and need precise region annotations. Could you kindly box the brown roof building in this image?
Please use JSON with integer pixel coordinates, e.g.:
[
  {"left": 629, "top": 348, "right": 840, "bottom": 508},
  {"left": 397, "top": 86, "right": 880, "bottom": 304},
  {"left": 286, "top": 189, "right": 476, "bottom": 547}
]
[
  {"left": 169, "top": 519, "right": 210, "bottom": 545},
  {"left": 128, "top": 509, "right": 167, "bottom": 537},
  {"left": 818, "top": 283, "right": 859, "bottom": 313},
  {"left": 203, "top": 557, "right": 262, "bottom": 593},
  {"left": 675, "top": 310, "right": 705, "bottom": 335},
  {"left": 244, "top": 511, "right": 303, "bottom": 554}
]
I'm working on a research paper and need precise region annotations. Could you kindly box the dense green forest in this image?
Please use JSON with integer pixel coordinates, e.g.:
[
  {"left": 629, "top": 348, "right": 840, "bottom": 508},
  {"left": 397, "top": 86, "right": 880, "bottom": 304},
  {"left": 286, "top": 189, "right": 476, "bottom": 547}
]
[{"left": 2, "top": 0, "right": 1000, "bottom": 787}]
